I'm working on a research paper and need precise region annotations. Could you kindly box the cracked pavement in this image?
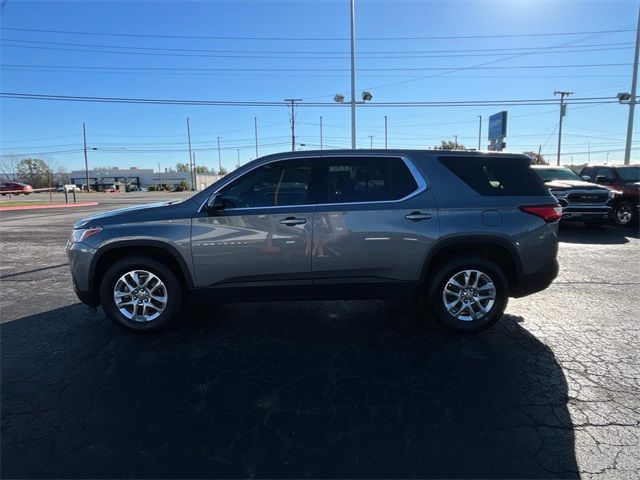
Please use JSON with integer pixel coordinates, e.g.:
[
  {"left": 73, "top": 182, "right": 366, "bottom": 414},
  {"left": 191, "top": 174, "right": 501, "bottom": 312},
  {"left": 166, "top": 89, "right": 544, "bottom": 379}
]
[{"left": 1, "top": 195, "right": 639, "bottom": 478}]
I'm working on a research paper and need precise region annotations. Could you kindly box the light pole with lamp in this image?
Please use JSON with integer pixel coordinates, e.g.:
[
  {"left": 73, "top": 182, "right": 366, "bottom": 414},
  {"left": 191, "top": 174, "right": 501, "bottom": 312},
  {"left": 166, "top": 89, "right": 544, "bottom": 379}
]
[{"left": 333, "top": 91, "right": 373, "bottom": 148}]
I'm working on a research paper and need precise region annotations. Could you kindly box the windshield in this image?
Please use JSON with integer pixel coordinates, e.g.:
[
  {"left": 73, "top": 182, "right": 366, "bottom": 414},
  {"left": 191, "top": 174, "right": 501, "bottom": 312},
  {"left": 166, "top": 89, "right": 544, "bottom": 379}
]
[
  {"left": 617, "top": 167, "right": 640, "bottom": 182},
  {"left": 534, "top": 168, "right": 580, "bottom": 182}
]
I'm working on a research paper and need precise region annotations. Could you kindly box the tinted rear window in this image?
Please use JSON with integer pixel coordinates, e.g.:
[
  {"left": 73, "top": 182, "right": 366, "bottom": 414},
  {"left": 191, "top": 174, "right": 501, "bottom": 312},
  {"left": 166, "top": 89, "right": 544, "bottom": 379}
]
[{"left": 439, "top": 156, "right": 548, "bottom": 196}]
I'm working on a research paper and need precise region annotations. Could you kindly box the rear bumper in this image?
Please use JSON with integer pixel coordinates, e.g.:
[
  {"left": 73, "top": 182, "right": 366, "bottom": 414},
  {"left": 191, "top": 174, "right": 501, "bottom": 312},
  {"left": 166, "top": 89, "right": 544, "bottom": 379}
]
[{"left": 512, "top": 258, "right": 559, "bottom": 298}]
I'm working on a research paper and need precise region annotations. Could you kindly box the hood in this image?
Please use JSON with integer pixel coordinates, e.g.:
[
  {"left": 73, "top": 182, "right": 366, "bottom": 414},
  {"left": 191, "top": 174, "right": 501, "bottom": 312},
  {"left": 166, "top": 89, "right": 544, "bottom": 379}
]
[
  {"left": 544, "top": 179, "right": 610, "bottom": 191},
  {"left": 73, "top": 199, "right": 193, "bottom": 229}
]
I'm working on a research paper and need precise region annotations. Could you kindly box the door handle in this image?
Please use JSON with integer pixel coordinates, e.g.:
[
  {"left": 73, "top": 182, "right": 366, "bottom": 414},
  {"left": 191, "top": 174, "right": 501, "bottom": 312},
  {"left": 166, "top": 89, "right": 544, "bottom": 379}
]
[
  {"left": 279, "top": 217, "right": 307, "bottom": 226},
  {"left": 405, "top": 211, "right": 432, "bottom": 221}
]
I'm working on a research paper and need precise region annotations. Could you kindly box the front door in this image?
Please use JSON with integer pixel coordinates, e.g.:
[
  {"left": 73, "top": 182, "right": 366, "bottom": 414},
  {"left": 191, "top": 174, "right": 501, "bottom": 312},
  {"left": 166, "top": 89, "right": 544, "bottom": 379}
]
[
  {"left": 192, "top": 158, "right": 316, "bottom": 296},
  {"left": 310, "top": 155, "right": 439, "bottom": 296}
]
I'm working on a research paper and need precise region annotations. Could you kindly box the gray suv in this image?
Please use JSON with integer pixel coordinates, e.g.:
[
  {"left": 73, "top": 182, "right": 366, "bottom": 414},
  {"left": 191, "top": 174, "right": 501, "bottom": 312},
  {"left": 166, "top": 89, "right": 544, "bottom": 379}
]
[{"left": 67, "top": 150, "right": 560, "bottom": 333}]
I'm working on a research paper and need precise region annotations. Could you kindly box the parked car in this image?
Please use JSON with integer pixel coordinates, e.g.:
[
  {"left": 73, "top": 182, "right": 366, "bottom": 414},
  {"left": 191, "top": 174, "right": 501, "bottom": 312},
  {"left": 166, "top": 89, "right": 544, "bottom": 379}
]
[
  {"left": 56, "top": 184, "right": 81, "bottom": 193},
  {"left": 139, "top": 187, "right": 149, "bottom": 192},
  {"left": 0, "top": 182, "right": 33, "bottom": 195},
  {"left": 579, "top": 165, "right": 640, "bottom": 226},
  {"left": 67, "top": 150, "right": 561, "bottom": 333},
  {"left": 531, "top": 165, "right": 616, "bottom": 225}
]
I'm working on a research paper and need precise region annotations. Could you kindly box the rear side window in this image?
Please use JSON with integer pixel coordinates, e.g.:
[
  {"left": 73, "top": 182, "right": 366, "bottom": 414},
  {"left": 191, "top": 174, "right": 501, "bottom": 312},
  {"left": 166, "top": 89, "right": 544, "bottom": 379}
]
[
  {"left": 438, "top": 156, "right": 548, "bottom": 196},
  {"left": 323, "top": 157, "right": 418, "bottom": 203}
]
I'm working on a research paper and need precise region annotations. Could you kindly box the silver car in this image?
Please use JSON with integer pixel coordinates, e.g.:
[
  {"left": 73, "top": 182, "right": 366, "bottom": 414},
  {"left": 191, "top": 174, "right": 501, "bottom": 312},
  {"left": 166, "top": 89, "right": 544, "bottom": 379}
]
[{"left": 67, "top": 150, "right": 560, "bottom": 333}]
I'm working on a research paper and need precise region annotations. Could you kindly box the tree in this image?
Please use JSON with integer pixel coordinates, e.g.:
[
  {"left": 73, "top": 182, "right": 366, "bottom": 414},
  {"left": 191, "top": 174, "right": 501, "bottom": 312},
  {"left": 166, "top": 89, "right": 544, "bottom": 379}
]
[
  {"left": 176, "top": 163, "right": 190, "bottom": 172},
  {"left": 435, "top": 140, "right": 467, "bottom": 151},
  {"left": 195, "top": 165, "right": 210, "bottom": 174},
  {"left": 218, "top": 167, "right": 228, "bottom": 176},
  {"left": 0, "top": 155, "right": 21, "bottom": 181},
  {"left": 523, "top": 151, "right": 548, "bottom": 165},
  {"left": 15, "top": 158, "right": 52, "bottom": 188}
]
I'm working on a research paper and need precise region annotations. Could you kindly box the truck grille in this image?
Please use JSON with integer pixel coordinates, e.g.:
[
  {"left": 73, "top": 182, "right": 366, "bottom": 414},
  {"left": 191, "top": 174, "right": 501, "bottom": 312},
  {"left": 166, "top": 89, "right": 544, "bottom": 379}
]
[{"left": 567, "top": 192, "right": 608, "bottom": 204}]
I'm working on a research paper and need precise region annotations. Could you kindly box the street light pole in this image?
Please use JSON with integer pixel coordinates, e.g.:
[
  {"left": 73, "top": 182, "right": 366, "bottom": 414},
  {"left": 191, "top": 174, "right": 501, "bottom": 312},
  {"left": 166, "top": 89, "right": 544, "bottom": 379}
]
[
  {"left": 384, "top": 115, "right": 388, "bottom": 149},
  {"left": 237, "top": 149, "right": 241, "bottom": 168},
  {"left": 254, "top": 117, "right": 259, "bottom": 158},
  {"left": 82, "top": 122, "right": 90, "bottom": 192},
  {"left": 350, "top": 0, "right": 356, "bottom": 149},
  {"left": 478, "top": 115, "right": 482, "bottom": 151},
  {"left": 554, "top": 90, "right": 573, "bottom": 166},
  {"left": 217, "top": 136, "right": 222, "bottom": 174},
  {"left": 186, "top": 117, "right": 194, "bottom": 191},
  {"left": 369, "top": 135, "right": 374, "bottom": 149},
  {"left": 320, "top": 116, "right": 323, "bottom": 150},
  {"left": 624, "top": 4, "right": 640, "bottom": 165}
]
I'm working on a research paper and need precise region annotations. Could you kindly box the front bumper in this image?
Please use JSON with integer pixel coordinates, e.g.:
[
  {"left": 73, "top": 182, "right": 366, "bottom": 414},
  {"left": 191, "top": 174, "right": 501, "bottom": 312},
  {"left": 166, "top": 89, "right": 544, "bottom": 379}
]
[
  {"left": 67, "top": 241, "right": 99, "bottom": 307},
  {"left": 560, "top": 205, "right": 612, "bottom": 221}
]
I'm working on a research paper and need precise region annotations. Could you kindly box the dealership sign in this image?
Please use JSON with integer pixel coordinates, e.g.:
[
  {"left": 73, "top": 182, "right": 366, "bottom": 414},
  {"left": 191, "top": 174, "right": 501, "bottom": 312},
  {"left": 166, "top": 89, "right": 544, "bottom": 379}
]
[{"left": 488, "top": 111, "right": 508, "bottom": 151}]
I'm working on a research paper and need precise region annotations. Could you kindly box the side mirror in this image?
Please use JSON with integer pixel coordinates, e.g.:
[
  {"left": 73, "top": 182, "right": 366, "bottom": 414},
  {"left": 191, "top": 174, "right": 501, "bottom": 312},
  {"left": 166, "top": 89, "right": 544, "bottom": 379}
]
[
  {"left": 205, "top": 193, "right": 224, "bottom": 212},
  {"left": 581, "top": 175, "right": 591, "bottom": 181}
]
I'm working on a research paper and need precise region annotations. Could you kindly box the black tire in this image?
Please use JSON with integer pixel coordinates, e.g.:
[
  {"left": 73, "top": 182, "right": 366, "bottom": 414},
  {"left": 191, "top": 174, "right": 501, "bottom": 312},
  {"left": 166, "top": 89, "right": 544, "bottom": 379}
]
[
  {"left": 613, "top": 201, "right": 638, "bottom": 227},
  {"left": 99, "top": 256, "right": 183, "bottom": 332},
  {"left": 426, "top": 255, "right": 509, "bottom": 333}
]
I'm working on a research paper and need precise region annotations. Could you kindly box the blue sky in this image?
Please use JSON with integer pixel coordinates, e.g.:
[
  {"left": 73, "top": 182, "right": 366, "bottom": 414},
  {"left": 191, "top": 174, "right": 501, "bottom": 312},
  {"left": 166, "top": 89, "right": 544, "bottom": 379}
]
[{"left": 1, "top": 0, "right": 638, "bottom": 172}]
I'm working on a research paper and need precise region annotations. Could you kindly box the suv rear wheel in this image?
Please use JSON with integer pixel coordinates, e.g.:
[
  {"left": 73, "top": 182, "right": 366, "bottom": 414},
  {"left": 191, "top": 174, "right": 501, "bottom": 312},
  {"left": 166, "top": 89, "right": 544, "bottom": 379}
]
[
  {"left": 99, "top": 256, "right": 183, "bottom": 331},
  {"left": 427, "top": 255, "right": 509, "bottom": 332}
]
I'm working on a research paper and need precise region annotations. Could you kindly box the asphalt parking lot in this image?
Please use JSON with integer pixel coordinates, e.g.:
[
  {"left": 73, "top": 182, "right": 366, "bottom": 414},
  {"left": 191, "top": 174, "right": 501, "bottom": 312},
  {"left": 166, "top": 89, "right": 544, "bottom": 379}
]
[{"left": 1, "top": 193, "right": 639, "bottom": 479}]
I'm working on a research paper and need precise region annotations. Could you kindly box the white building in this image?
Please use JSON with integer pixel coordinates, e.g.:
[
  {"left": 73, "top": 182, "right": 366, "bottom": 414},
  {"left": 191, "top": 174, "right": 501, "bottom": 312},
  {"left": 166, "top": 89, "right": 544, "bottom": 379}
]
[{"left": 69, "top": 167, "right": 221, "bottom": 191}]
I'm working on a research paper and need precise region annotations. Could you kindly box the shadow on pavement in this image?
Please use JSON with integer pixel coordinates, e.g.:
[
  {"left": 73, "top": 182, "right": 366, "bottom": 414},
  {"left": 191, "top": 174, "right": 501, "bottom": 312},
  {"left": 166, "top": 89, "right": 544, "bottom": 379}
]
[
  {"left": 558, "top": 222, "right": 639, "bottom": 245},
  {"left": 1, "top": 302, "right": 578, "bottom": 478}
]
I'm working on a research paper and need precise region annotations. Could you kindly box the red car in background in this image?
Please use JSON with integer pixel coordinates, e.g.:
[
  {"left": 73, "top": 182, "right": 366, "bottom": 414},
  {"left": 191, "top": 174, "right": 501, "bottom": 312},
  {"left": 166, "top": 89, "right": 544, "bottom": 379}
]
[{"left": 0, "top": 182, "right": 33, "bottom": 195}]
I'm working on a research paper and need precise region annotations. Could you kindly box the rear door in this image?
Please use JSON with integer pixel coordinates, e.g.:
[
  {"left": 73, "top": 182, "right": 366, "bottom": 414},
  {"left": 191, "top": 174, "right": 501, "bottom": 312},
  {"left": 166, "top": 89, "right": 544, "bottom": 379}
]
[
  {"left": 192, "top": 158, "right": 317, "bottom": 295},
  {"left": 310, "top": 155, "right": 438, "bottom": 296}
]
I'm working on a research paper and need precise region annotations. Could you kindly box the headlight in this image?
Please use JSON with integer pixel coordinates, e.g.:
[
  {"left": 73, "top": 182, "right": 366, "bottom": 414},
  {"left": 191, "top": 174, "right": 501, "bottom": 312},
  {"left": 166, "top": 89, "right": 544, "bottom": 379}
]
[{"left": 70, "top": 226, "right": 102, "bottom": 243}]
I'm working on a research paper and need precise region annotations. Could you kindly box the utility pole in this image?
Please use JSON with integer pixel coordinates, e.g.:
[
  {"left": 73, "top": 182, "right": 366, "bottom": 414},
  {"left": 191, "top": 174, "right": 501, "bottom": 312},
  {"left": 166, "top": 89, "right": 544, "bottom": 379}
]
[
  {"left": 158, "top": 162, "right": 161, "bottom": 189},
  {"left": 192, "top": 152, "right": 197, "bottom": 190},
  {"left": 285, "top": 99, "right": 301, "bottom": 152},
  {"left": 320, "top": 116, "right": 323, "bottom": 150},
  {"left": 186, "top": 117, "right": 194, "bottom": 191},
  {"left": 237, "top": 149, "right": 241, "bottom": 168},
  {"left": 384, "top": 115, "right": 388, "bottom": 149},
  {"left": 82, "top": 122, "right": 90, "bottom": 192},
  {"left": 349, "top": 0, "right": 356, "bottom": 149},
  {"left": 217, "top": 136, "right": 222, "bottom": 174},
  {"left": 254, "top": 117, "right": 259, "bottom": 158},
  {"left": 624, "top": 4, "right": 640, "bottom": 165},
  {"left": 588, "top": 142, "right": 591, "bottom": 164},
  {"left": 538, "top": 144, "right": 542, "bottom": 157},
  {"left": 369, "top": 135, "right": 374, "bottom": 149},
  {"left": 478, "top": 115, "right": 482, "bottom": 151},
  {"left": 554, "top": 90, "right": 573, "bottom": 166}
]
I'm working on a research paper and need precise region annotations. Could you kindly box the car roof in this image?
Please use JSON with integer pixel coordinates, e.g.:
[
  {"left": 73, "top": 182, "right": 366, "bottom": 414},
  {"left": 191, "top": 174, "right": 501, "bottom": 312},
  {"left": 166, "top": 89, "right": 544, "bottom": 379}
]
[{"left": 254, "top": 149, "right": 530, "bottom": 162}]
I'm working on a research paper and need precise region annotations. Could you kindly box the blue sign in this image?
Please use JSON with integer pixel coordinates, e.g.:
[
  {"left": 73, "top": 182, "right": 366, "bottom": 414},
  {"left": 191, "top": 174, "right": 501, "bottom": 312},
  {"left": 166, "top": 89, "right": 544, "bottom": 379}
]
[{"left": 488, "top": 111, "right": 508, "bottom": 141}]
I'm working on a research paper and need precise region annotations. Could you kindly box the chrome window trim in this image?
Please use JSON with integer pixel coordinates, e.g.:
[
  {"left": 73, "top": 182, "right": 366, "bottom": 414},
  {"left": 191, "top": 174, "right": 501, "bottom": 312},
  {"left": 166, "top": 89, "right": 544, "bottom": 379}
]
[{"left": 197, "top": 153, "right": 427, "bottom": 213}]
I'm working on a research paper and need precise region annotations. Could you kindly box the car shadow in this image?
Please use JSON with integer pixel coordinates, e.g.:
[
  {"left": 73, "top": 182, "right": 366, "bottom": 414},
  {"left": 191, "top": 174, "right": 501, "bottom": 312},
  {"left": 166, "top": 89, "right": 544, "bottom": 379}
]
[
  {"left": 1, "top": 302, "right": 578, "bottom": 479},
  {"left": 558, "top": 222, "right": 639, "bottom": 245}
]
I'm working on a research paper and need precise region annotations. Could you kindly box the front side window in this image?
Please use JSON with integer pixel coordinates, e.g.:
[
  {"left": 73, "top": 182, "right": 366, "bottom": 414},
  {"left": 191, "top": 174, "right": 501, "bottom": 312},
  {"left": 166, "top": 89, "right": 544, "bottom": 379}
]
[
  {"left": 595, "top": 168, "right": 615, "bottom": 181},
  {"left": 323, "top": 157, "right": 418, "bottom": 204},
  {"left": 219, "top": 159, "right": 312, "bottom": 208}
]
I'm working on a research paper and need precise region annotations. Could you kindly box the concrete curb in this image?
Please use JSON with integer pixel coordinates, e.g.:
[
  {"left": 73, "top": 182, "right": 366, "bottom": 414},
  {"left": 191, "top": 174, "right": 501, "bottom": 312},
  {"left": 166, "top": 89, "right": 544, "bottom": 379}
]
[{"left": 0, "top": 202, "right": 99, "bottom": 212}]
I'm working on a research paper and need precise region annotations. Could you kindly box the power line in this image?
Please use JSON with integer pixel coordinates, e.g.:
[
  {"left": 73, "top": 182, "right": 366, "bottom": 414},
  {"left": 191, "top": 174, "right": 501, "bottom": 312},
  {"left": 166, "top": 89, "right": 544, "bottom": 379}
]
[
  {"left": 0, "top": 92, "right": 619, "bottom": 107},
  {"left": 1, "top": 26, "right": 633, "bottom": 40},
  {"left": 1, "top": 63, "right": 630, "bottom": 73},
  {"left": 0, "top": 39, "right": 632, "bottom": 58}
]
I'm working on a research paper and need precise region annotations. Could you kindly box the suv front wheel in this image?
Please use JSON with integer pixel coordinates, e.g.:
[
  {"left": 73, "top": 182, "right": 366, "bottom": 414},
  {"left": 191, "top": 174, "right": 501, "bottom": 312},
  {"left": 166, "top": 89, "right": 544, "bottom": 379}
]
[
  {"left": 427, "top": 255, "right": 509, "bottom": 332},
  {"left": 99, "top": 256, "right": 183, "bottom": 331}
]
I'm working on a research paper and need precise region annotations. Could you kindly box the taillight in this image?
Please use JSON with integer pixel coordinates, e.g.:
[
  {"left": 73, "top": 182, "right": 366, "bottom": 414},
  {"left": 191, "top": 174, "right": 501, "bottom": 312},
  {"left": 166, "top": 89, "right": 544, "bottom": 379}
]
[{"left": 519, "top": 204, "right": 563, "bottom": 223}]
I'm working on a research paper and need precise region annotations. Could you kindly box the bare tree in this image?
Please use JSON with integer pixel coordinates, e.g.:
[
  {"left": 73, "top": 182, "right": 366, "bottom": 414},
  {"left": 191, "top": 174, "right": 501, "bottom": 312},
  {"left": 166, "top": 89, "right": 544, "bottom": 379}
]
[
  {"left": 0, "top": 155, "right": 21, "bottom": 181},
  {"left": 523, "top": 151, "right": 548, "bottom": 165}
]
